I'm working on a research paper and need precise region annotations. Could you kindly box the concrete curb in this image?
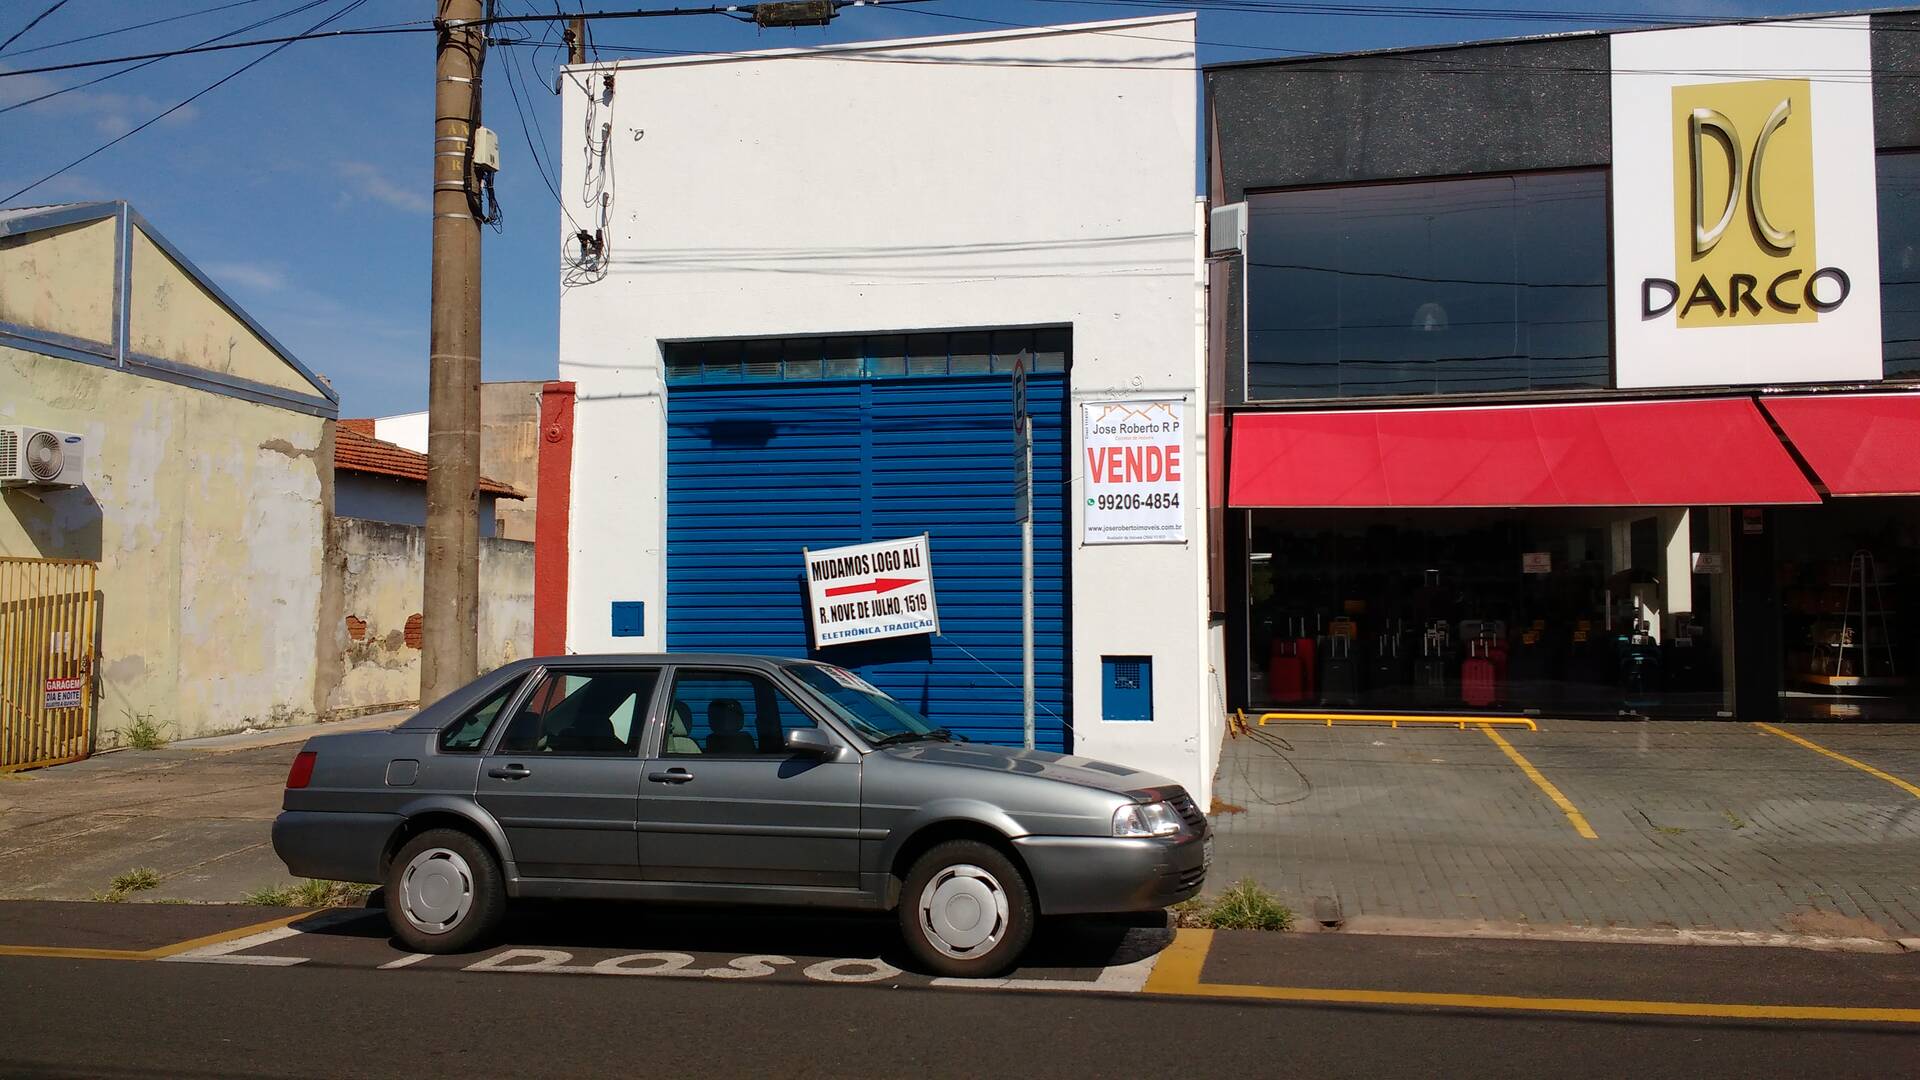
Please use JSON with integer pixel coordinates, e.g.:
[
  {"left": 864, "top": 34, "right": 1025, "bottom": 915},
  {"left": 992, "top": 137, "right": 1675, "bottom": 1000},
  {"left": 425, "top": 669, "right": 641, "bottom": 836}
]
[{"left": 1317, "top": 915, "right": 1914, "bottom": 954}]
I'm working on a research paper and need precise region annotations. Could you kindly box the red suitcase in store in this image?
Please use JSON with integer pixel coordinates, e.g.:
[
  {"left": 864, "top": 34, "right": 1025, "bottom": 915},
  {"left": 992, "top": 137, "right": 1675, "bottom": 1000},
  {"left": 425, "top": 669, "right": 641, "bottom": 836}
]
[
  {"left": 1268, "top": 638, "right": 1306, "bottom": 703},
  {"left": 1461, "top": 639, "right": 1499, "bottom": 708}
]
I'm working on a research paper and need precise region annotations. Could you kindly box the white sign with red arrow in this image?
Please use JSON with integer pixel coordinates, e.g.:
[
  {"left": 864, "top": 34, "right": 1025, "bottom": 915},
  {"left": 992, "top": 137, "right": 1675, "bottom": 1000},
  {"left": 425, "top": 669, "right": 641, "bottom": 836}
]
[{"left": 802, "top": 535, "right": 940, "bottom": 646}]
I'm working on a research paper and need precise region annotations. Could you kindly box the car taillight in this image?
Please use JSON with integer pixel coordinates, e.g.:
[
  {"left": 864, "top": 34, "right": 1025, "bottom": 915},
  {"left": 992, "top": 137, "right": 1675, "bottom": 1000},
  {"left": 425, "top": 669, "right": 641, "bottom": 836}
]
[{"left": 286, "top": 751, "right": 317, "bottom": 790}]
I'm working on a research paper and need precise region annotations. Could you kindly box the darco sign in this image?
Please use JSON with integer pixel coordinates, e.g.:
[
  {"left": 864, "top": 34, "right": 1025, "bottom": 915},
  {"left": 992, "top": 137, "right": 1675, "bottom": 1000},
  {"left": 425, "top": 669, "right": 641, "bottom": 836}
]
[
  {"left": 1610, "top": 18, "right": 1881, "bottom": 390},
  {"left": 1640, "top": 79, "right": 1849, "bottom": 326},
  {"left": 802, "top": 535, "right": 939, "bottom": 646}
]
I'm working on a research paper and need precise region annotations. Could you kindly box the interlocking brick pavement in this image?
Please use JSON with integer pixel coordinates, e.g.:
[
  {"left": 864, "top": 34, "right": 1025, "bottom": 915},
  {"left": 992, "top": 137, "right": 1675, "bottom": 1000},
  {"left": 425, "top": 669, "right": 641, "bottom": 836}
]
[{"left": 1209, "top": 720, "right": 1920, "bottom": 937}]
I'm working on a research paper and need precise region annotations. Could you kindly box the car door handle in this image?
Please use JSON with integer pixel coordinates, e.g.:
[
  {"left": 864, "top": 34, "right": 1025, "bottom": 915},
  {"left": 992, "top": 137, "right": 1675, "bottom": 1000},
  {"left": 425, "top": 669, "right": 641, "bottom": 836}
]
[
  {"left": 647, "top": 768, "right": 694, "bottom": 784},
  {"left": 487, "top": 764, "right": 532, "bottom": 780}
]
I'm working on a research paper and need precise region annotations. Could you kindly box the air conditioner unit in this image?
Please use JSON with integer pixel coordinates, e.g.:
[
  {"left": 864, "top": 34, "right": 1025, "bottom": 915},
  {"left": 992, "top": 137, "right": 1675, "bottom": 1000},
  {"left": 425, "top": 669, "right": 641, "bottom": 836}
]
[{"left": 0, "top": 426, "right": 86, "bottom": 488}]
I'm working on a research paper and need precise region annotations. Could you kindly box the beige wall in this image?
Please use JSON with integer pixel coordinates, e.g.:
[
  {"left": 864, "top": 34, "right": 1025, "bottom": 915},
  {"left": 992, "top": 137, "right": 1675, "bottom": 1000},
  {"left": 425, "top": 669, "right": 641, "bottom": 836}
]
[
  {"left": 481, "top": 381, "right": 542, "bottom": 542},
  {"left": 0, "top": 217, "right": 116, "bottom": 345},
  {"left": 0, "top": 346, "right": 329, "bottom": 744},
  {"left": 320, "top": 517, "right": 534, "bottom": 718},
  {"left": 126, "top": 226, "right": 318, "bottom": 395}
]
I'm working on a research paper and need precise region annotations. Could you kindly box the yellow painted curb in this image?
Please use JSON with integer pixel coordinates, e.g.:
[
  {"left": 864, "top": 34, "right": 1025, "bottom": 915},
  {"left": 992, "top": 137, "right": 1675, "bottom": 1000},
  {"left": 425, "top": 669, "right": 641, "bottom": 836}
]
[
  {"left": 0, "top": 911, "right": 319, "bottom": 963},
  {"left": 1478, "top": 724, "right": 1599, "bottom": 839},
  {"left": 1256, "top": 712, "right": 1538, "bottom": 731},
  {"left": 1140, "top": 929, "right": 1920, "bottom": 1024},
  {"left": 1755, "top": 722, "right": 1920, "bottom": 800}
]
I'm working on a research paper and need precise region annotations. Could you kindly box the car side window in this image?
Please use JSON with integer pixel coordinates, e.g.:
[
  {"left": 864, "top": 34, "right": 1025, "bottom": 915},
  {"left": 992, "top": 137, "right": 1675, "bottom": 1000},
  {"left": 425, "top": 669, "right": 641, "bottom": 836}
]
[
  {"left": 664, "top": 669, "right": 818, "bottom": 757},
  {"left": 494, "top": 669, "right": 659, "bottom": 756},
  {"left": 439, "top": 677, "right": 522, "bottom": 752}
]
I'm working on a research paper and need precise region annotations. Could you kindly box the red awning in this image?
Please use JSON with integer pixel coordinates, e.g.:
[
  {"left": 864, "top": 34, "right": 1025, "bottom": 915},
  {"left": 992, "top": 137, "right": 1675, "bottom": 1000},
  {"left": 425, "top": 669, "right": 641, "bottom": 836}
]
[
  {"left": 1229, "top": 398, "right": 1820, "bottom": 508},
  {"left": 1760, "top": 393, "right": 1920, "bottom": 497}
]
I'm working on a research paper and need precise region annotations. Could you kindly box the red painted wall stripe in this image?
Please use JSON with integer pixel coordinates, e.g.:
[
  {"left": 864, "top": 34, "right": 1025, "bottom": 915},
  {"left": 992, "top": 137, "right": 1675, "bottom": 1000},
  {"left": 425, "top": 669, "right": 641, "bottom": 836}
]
[{"left": 533, "top": 381, "right": 576, "bottom": 655}]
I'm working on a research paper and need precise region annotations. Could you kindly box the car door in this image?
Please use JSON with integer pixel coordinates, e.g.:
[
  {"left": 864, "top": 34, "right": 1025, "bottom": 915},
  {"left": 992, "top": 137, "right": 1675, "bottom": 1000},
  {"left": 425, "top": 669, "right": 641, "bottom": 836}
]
[
  {"left": 638, "top": 666, "right": 861, "bottom": 889},
  {"left": 476, "top": 666, "right": 662, "bottom": 881}
]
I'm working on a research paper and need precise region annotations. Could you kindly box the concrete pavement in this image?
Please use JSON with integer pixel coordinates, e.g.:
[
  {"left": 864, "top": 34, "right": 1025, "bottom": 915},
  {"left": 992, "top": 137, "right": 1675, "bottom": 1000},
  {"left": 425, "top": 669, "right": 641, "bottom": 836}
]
[
  {"left": 1213, "top": 719, "right": 1920, "bottom": 939},
  {"left": 0, "top": 711, "right": 405, "bottom": 903}
]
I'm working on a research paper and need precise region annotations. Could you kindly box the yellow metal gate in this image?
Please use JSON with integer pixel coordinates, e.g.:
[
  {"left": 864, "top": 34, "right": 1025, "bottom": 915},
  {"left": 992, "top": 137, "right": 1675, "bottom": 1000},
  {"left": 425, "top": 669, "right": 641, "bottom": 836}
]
[{"left": 0, "top": 557, "right": 98, "bottom": 772}]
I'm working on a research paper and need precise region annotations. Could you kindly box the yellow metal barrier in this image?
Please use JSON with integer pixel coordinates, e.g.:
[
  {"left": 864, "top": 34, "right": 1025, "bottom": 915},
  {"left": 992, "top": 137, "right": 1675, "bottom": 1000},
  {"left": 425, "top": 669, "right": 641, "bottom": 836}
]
[
  {"left": 1254, "top": 711, "right": 1538, "bottom": 731},
  {"left": 0, "top": 557, "right": 98, "bottom": 772}
]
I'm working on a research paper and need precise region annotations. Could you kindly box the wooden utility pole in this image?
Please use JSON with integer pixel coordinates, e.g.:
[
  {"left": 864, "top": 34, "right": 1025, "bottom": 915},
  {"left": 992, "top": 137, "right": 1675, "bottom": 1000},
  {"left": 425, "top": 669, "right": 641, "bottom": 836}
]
[
  {"left": 423, "top": 0, "right": 486, "bottom": 704},
  {"left": 566, "top": 15, "right": 585, "bottom": 65}
]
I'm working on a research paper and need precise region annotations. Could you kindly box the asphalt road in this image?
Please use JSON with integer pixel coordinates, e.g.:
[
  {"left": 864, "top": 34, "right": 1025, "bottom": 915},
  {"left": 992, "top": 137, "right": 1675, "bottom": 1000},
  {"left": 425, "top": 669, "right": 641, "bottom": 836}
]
[{"left": 1, "top": 900, "right": 1915, "bottom": 1079}]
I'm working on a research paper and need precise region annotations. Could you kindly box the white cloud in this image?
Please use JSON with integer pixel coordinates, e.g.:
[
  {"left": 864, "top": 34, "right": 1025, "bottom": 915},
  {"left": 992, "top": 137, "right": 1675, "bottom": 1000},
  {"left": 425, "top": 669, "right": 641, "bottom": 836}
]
[
  {"left": 0, "top": 64, "right": 198, "bottom": 135},
  {"left": 335, "top": 160, "right": 429, "bottom": 215},
  {"left": 202, "top": 259, "right": 288, "bottom": 294}
]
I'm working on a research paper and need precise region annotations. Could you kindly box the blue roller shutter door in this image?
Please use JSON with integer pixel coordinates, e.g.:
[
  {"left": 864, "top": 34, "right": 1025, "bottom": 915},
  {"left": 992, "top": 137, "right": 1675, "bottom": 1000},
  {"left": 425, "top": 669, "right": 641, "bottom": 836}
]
[{"left": 666, "top": 374, "right": 1070, "bottom": 750}]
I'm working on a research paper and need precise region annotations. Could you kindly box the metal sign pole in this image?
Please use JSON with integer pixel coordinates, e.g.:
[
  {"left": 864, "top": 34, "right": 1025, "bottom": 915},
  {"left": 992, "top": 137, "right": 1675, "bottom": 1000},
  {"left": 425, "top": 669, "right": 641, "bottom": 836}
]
[{"left": 1022, "top": 415, "right": 1036, "bottom": 751}]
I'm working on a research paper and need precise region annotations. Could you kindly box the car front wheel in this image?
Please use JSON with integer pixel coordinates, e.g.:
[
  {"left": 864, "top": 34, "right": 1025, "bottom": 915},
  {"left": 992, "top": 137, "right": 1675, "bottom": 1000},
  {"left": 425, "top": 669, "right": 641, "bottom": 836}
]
[
  {"left": 898, "top": 839, "right": 1035, "bottom": 978},
  {"left": 385, "top": 828, "right": 505, "bottom": 954}
]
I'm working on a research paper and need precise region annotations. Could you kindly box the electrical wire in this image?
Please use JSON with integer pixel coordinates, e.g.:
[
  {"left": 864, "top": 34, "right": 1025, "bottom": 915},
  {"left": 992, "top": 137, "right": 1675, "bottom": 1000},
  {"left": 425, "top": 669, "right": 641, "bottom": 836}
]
[
  {"left": 4, "top": 0, "right": 280, "bottom": 59},
  {"left": 2, "top": 0, "right": 339, "bottom": 118},
  {"left": 0, "top": 0, "right": 73, "bottom": 55},
  {"left": 2, "top": 0, "right": 374, "bottom": 207}
]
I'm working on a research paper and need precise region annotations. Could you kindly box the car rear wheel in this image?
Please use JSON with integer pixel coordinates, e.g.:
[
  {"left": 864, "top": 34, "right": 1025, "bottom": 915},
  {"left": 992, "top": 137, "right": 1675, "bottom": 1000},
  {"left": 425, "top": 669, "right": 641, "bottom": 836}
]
[
  {"left": 385, "top": 828, "right": 505, "bottom": 954},
  {"left": 898, "top": 839, "right": 1035, "bottom": 978}
]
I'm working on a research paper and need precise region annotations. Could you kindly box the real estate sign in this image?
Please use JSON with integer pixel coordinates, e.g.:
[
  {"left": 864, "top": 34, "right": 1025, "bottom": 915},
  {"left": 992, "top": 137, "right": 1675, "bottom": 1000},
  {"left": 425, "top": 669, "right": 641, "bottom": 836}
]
[
  {"left": 1081, "top": 400, "right": 1186, "bottom": 545},
  {"left": 803, "top": 535, "right": 940, "bottom": 646}
]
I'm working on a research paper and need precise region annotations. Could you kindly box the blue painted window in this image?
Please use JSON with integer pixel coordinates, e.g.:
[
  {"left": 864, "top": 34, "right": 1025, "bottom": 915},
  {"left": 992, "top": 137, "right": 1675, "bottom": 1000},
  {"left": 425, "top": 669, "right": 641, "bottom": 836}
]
[{"left": 1102, "top": 656, "right": 1153, "bottom": 722}]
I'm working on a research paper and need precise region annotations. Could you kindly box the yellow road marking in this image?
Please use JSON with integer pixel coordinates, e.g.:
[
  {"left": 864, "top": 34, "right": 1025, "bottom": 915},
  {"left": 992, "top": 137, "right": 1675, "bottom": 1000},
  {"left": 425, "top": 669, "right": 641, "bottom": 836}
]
[
  {"left": 1141, "top": 929, "right": 1920, "bottom": 1024},
  {"left": 1478, "top": 724, "right": 1598, "bottom": 839},
  {"left": 0, "top": 911, "right": 320, "bottom": 963},
  {"left": 1256, "top": 712, "right": 1537, "bottom": 730},
  {"left": 1754, "top": 722, "right": 1920, "bottom": 800}
]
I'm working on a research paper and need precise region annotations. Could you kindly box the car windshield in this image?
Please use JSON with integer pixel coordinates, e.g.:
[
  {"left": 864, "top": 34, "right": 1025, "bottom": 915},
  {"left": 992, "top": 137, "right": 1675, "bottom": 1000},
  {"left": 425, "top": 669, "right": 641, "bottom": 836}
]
[{"left": 786, "top": 664, "right": 944, "bottom": 744}]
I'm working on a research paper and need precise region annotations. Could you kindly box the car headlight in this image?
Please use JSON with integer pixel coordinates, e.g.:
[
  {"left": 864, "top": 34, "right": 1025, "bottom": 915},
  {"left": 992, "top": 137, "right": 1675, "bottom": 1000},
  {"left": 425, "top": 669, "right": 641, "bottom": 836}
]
[{"left": 1112, "top": 800, "right": 1184, "bottom": 838}]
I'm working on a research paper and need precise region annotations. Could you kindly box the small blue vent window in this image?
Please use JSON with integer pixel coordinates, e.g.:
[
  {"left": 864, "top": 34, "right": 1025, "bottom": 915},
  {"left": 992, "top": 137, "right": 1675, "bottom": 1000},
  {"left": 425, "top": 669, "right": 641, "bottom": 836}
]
[
  {"left": 610, "top": 601, "right": 645, "bottom": 638},
  {"left": 1102, "top": 655, "right": 1152, "bottom": 722}
]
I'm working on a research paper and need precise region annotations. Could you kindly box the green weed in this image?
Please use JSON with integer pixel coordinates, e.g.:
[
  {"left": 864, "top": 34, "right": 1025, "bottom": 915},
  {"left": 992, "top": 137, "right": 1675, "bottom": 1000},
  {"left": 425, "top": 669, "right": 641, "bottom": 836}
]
[
  {"left": 246, "top": 880, "right": 374, "bottom": 908},
  {"left": 123, "top": 715, "right": 167, "bottom": 751},
  {"left": 1173, "top": 878, "right": 1294, "bottom": 932},
  {"left": 109, "top": 867, "right": 160, "bottom": 894}
]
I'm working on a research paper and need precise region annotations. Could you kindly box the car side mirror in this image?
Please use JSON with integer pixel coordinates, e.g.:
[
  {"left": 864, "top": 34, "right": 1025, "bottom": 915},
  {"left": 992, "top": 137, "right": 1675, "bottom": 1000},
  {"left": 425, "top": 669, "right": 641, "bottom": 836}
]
[{"left": 785, "top": 727, "right": 837, "bottom": 758}]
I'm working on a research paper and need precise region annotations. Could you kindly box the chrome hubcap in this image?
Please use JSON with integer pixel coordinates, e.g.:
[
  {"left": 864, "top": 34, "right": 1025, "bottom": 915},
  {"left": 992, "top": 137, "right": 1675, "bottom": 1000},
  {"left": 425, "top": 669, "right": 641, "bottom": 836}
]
[
  {"left": 399, "top": 847, "right": 473, "bottom": 935},
  {"left": 918, "top": 863, "right": 1008, "bottom": 960}
]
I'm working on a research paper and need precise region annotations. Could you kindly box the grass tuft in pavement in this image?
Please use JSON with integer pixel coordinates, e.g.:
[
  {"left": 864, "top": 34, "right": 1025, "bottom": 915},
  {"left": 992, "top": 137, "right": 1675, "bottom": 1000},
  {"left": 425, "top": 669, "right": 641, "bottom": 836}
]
[
  {"left": 123, "top": 715, "right": 168, "bottom": 751},
  {"left": 110, "top": 867, "right": 161, "bottom": 894},
  {"left": 245, "top": 880, "right": 375, "bottom": 908},
  {"left": 1173, "top": 878, "right": 1294, "bottom": 932}
]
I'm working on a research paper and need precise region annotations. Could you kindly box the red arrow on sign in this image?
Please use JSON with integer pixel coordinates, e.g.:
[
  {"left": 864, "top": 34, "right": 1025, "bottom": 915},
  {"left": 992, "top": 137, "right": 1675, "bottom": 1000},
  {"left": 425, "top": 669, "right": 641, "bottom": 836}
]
[{"left": 824, "top": 577, "right": 922, "bottom": 598}]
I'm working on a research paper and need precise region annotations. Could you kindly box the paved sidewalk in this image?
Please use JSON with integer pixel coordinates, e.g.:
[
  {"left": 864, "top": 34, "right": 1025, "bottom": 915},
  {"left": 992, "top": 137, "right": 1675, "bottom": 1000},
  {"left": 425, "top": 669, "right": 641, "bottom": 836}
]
[
  {"left": 1211, "top": 720, "right": 1920, "bottom": 939},
  {"left": 0, "top": 712, "right": 406, "bottom": 903}
]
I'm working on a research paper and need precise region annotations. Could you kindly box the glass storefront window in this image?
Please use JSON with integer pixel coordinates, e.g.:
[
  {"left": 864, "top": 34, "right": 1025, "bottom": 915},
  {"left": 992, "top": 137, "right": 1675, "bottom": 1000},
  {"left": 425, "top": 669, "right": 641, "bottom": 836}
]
[
  {"left": 1877, "top": 151, "right": 1920, "bottom": 380},
  {"left": 1245, "top": 171, "right": 1611, "bottom": 401},
  {"left": 1770, "top": 499, "right": 1920, "bottom": 720},
  {"left": 1246, "top": 508, "right": 1725, "bottom": 717}
]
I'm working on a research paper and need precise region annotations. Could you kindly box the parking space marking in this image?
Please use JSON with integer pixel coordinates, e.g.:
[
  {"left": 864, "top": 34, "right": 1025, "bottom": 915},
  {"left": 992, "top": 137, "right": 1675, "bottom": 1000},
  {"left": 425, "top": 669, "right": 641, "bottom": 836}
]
[
  {"left": 378, "top": 952, "right": 432, "bottom": 970},
  {"left": 1141, "top": 930, "right": 1920, "bottom": 1024},
  {"left": 0, "top": 911, "right": 322, "bottom": 963},
  {"left": 931, "top": 949, "right": 1160, "bottom": 994},
  {"left": 1477, "top": 724, "right": 1598, "bottom": 839},
  {"left": 1755, "top": 722, "right": 1920, "bottom": 800}
]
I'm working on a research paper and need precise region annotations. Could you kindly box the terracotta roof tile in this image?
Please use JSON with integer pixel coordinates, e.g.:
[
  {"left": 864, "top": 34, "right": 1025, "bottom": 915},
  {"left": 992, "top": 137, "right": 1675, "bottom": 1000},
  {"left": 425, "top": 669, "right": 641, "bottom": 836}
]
[{"left": 334, "top": 422, "right": 523, "bottom": 498}]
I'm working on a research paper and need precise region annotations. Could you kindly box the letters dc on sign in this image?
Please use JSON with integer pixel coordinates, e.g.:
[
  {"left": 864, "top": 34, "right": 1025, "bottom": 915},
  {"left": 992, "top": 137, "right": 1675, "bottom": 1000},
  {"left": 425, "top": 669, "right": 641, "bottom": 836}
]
[
  {"left": 1082, "top": 400, "right": 1185, "bottom": 545},
  {"left": 803, "top": 536, "right": 940, "bottom": 646},
  {"left": 1611, "top": 17, "right": 1881, "bottom": 389}
]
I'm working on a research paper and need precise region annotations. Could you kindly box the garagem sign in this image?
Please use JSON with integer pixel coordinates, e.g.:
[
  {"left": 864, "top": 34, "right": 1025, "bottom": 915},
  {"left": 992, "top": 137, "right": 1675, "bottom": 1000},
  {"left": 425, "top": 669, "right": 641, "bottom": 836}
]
[{"left": 1612, "top": 17, "right": 1882, "bottom": 389}]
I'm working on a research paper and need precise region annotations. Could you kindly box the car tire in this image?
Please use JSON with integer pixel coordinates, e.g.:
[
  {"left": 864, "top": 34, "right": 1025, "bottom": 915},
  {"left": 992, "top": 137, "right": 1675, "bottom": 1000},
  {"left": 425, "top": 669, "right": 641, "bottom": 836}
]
[
  {"left": 898, "top": 839, "right": 1035, "bottom": 978},
  {"left": 384, "top": 828, "right": 505, "bottom": 954}
]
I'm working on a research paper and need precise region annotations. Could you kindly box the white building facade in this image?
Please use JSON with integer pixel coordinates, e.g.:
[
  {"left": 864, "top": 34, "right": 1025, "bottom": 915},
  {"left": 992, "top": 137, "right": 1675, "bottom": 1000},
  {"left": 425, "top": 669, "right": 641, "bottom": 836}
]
[{"left": 552, "top": 17, "right": 1221, "bottom": 800}]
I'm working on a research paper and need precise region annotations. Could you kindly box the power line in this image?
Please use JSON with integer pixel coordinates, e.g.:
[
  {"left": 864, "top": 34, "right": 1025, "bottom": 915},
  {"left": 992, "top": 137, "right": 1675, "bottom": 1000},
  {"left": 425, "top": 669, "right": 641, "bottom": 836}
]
[
  {"left": 2, "top": 0, "right": 374, "bottom": 207},
  {"left": 2, "top": 0, "right": 340, "bottom": 118},
  {"left": 4, "top": 0, "right": 281, "bottom": 59},
  {"left": 0, "top": 0, "right": 73, "bottom": 55}
]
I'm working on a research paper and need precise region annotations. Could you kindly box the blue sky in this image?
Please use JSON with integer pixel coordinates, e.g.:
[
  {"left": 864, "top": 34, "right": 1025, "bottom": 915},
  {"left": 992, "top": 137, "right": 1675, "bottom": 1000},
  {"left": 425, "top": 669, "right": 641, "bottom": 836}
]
[{"left": 0, "top": 0, "right": 1894, "bottom": 416}]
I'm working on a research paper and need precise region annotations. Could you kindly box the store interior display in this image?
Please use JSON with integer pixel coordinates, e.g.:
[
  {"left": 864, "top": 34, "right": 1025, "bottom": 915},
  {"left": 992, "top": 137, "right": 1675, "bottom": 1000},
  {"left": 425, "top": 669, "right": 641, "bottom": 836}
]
[
  {"left": 1247, "top": 509, "right": 1726, "bottom": 717},
  {"left": 1771, "top": 502, "right": 1920, "bottom": 720}
]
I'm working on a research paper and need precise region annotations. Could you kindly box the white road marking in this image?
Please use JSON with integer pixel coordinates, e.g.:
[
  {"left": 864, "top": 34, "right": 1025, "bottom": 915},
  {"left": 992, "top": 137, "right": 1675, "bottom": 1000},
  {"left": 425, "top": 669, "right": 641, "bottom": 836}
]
[
  {"left": 159, "top": 926, "right": 309, "bottom": 967},
  {"left": 930, "top": 928, "right": 1166, "bottom": 993},
  {"left": 801, "top": 957, "right": 902, "bottom": 983},
  {"left": 378, "top": 952, "right": 432, "bottom": 970}
]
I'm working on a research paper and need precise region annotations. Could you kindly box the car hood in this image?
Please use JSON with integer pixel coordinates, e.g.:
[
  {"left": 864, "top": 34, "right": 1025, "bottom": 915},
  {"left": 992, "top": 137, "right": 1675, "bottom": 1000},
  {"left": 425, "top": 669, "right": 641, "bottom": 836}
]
[{"left": 881, "top": 742, "right": 1181, "bottom": 800}]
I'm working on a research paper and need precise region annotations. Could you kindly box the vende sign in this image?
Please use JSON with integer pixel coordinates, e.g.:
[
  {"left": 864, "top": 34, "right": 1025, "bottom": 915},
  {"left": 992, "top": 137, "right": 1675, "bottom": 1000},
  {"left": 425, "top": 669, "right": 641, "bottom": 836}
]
[
  {"left": 803, "top": 535, "right": 939, "bottom": 646},
  {"left": 1082, "top": 400, "right": 1185, "bottom": 545}
]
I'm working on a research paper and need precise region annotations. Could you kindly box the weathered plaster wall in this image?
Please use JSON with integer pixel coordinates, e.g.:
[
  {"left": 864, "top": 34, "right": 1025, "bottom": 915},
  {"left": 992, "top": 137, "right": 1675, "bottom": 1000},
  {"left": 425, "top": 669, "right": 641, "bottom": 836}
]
[
  {"left": 0, "top": 217, "right": 116, "bottom": 343},
  {"left": 480, "top": 381, "right": 542, "bottom": 542},
  {"left": 0, "top": 346, "right": 328, "bottom": 743},
  {"left": 322, "top": 517, "right": 533, "bottom": 717},
  {"left": 335, "top": 473, "right": 501, "bottom": 538},
  {"left": 126, "top": 226, "right": 317, "bottom": 396}
]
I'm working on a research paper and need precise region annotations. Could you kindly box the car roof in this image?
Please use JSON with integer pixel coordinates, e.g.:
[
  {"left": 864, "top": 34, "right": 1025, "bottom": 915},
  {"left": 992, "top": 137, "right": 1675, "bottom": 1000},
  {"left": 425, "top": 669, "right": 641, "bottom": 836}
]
[{"left": 523, "top": 653, "right": 812, "bottom": 671}]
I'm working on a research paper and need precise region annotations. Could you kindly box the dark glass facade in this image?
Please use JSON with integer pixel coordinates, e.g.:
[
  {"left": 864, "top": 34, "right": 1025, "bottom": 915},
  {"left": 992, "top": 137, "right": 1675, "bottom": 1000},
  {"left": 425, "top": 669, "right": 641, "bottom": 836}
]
[
  {"left": 1879, "top": 151, "right": 1920, "bottom": 379},
  {"left": 1245, "top": 171, "right": 1611, "bottom": 401}
]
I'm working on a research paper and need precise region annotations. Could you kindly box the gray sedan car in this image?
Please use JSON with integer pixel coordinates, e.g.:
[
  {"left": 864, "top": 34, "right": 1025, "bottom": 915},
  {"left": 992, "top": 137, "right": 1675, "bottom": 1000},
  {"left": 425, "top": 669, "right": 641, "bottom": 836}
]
[{"left": 273, "top": 654, "right": 1210, "bottom": 976}]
